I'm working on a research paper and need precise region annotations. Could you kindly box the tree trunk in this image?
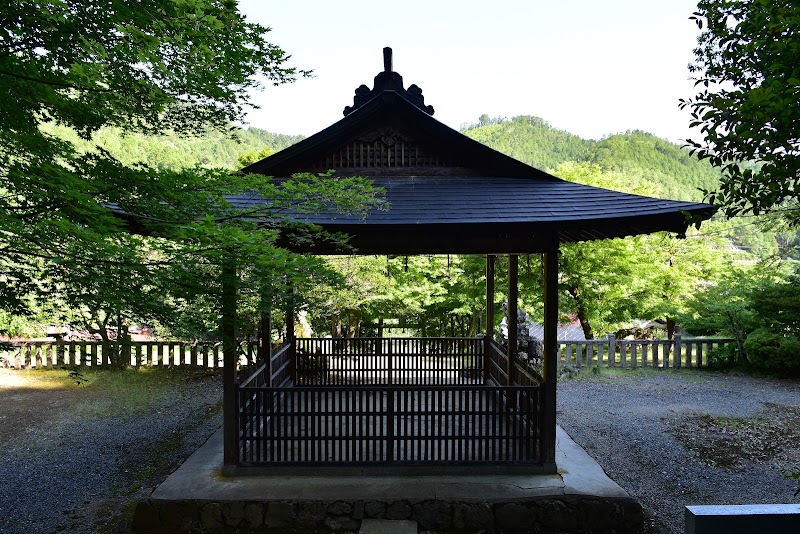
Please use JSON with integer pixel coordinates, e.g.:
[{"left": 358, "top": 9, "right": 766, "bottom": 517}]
[
  {"left": 726, "top": 311, "right": 748, "bottom": 365},
  {"left": 566, "top": 286, "right": 593, "bottom": 340},
  {"left": 331, "top": 315, "right": 342, "bottom": 338},
  {"left": 666, "top": 317, "right": 676, "bottom": 340},
  {"left": 346, "top": 310, "right": 360, "bottom": 338}
]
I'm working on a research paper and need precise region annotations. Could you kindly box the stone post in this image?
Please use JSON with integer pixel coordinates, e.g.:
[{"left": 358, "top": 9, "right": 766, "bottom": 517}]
[{"left": 607, "top": 333, "right": 617, "bottom": 368}]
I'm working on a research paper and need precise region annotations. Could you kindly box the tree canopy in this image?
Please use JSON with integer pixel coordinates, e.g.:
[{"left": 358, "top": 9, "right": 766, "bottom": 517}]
[
  {"left": 1, "top": 0, "right": 301, "bottom": 303},
  {"left": 681, "top": 0, "right": 800, "bottom": 223},
  {"left": 0, "top": 1, "right": 382, "bottom": 361}
]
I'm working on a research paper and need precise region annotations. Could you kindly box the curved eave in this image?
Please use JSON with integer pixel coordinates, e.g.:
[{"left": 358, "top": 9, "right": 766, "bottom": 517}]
[{"left": 227, "top": 176, "right": 715, "bottom": 255}]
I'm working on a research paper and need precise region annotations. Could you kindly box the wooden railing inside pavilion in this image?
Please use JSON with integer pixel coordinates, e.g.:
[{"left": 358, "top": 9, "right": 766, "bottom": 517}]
[{"left": 235, "top": 337, "right": 544, "bottom": 472}]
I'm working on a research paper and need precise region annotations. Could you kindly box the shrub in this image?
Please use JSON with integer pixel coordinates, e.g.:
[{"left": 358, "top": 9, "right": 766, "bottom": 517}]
[
  {"left": 744, "top": 328, "right": 800, "bottom": 376},
  {"left": 707, "top": 342, "right": 738, "bottom": 370}
]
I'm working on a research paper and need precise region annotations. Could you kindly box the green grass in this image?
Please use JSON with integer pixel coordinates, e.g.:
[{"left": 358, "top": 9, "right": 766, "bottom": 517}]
[
  {"left": 71, "top": 367, "right": 219, "bottom": 419},
  {"left": 2, "top": 366, "right": 220, "bottom": 420},
  {"left": 558, "top": 364, "right": 716, "bottom": 382}
]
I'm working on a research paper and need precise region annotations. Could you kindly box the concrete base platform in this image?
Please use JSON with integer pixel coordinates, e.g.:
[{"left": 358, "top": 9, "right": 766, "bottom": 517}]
[{"left": 133, "top": 426, "right": 643, "bottom": 533}]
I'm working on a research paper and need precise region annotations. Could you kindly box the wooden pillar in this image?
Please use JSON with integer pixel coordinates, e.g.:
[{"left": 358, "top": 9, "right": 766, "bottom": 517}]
[
  {"left": 507, "top": 254, "right": 518, "bottom": 386},
  {"left": 484, "top": 254, "right": 496, "bottom": 382},
  {"left": 542, "top": 245, "right": 559, "bottom": 469},
  {"left": 221, "top": 256, "right": 238, "bottom": 467}
]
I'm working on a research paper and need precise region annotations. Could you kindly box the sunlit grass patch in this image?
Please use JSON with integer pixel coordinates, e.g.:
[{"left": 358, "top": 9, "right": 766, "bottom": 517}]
[
  {"left": 0, "top": 368, "right": 77, "bottom": 389},
  {"left": 71, "top": 367, "right": 220, "bottom": 419},
  {"left": 0, "top": 366, "right": 220, "bottom": 420}
]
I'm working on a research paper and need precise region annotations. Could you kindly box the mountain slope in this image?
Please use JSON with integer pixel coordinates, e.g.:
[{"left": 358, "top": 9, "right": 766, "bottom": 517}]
[
  {"left": 462, "top": 115, "right": 592, "bottom": 172},
  {"left": 46, "top": 124, "right": 305, "bottom": 171},
  {"left": 462, "top": 116, "right": 720, "bottom": 202},
  {"left": 588, "top": 130, "right": 720, "bottom": 201}
]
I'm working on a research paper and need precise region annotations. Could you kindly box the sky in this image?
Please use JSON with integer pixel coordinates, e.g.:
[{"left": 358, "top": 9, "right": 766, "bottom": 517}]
[{"left": 238, "top": 0, "right": 703, "bottom": 144}]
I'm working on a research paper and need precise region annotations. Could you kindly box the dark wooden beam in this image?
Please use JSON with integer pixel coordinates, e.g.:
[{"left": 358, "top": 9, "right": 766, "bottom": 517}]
[
  {"left": 484, "top": 254, "right": 496, "bottom": 382},
  {"left": 507, "top": 255, "right": 518, "bottom": 386},
  {"left": 221, "top": 256, "right": 238, "bottom": 466},
  {"left": 276, "top": 224, "right": 565, "bottom": 256},
  {"left": 542, "top": 246, "right": 559, "bottom": 468}
]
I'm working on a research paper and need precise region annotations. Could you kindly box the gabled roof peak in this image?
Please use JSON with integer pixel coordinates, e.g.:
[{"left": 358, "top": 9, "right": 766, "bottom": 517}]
[{"left": 344, "top": 47, "right": 435, "bottom": 117}]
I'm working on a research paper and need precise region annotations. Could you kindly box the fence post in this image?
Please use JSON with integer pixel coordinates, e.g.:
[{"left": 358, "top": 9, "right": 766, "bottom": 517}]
[
  {"left": 483, "top": 336, "right": 491, "bottom": 383},
  {"left": 607, "top": 334, "right": 616, "bottom": 368},
  {"left": 673, "top": 334, "right": 682, "bottom": 368},
  {"left": 382, "top": 336, "right": 391, "bottom": 385},
  {"left": 387, "top": 388, "right": 395, "bottom": 461}
]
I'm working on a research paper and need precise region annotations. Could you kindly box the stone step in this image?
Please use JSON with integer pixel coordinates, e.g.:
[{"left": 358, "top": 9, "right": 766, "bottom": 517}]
[{"left": 359, "top": 518, "right": 418, "bottom": 534}]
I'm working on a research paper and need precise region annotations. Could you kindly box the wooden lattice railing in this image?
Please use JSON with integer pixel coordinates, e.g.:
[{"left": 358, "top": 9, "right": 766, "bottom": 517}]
[
  {"left": 294, "top": 337, "right": 484, "bottom": 385},
  {"left": 237, "top": 384, "right": 543, "bottom": 467}
]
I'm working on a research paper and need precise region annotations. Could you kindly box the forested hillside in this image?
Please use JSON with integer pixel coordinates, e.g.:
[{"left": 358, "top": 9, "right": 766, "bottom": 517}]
[
  {"left": 463, "top": 117, "right": 719, "bottom": 202},
  {"left": 588, "top": 131, "right": 720, "bottom": 201},
  {"left": 462, "top": 115, "right": 592, "bottom": 171},
  {"left": 45, "top": 124, "right": 304, "bottom": 171}
]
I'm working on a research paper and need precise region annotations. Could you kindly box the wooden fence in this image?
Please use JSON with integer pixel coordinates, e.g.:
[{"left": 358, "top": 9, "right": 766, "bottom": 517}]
[
  {"left": 558, "top": 335, "right": 734, "bottom": 370},
  {"left": 1, "top": 335, "right": 735, "bottom": 371},
  {"left": 0, "top": 340, "right": 258, "bottom": 369}
]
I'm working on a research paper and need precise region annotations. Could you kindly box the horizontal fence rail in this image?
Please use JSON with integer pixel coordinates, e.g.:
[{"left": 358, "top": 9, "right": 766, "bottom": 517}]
[
  {"left": 237, "top": 384, "right": 542, "bottom": 467},
  {"left": 559, "top": 335, "right": 735, "bottom": 370},
  {"left": 294, "top": 337, "right": 484, "bottom": 386},
  {"left": 0, "top": 340, "right": 258, "bottom": 369}
]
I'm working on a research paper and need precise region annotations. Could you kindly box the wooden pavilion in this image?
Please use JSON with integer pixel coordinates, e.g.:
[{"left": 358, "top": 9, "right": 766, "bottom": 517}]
[{"left": 224, "top": 48, "right": 714, "bottom": 475}]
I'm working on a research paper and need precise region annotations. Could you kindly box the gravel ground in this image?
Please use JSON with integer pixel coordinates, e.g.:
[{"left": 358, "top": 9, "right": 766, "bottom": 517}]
[
  {"left": 2, "top": 367, "right": 798, "bottom": 534},
  {"left": 557, "top": 368, "right": 800, "bottom": 534},
  {"left": 0, "top": 369, "right": 223, "bottom": 534}
]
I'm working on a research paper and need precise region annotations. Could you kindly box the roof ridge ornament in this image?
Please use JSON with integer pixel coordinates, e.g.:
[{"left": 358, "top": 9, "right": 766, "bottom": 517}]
[{"left": 343, "top": 47, "right": 435, "bottom": 116}]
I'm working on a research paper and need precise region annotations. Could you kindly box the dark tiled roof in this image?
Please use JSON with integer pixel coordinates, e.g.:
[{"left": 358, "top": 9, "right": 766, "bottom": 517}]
[
  {"left": 109, "top": 55, "right": 714, "bottom": 255},
  {"left": 232, "top": 69, "right": 713, "bottom": 254},
  {"left": 226, "top": 175, "right": 712, "bottom": 253},
  {"left": 230, "top": 176, "right": 706, "bottom": 225}
]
